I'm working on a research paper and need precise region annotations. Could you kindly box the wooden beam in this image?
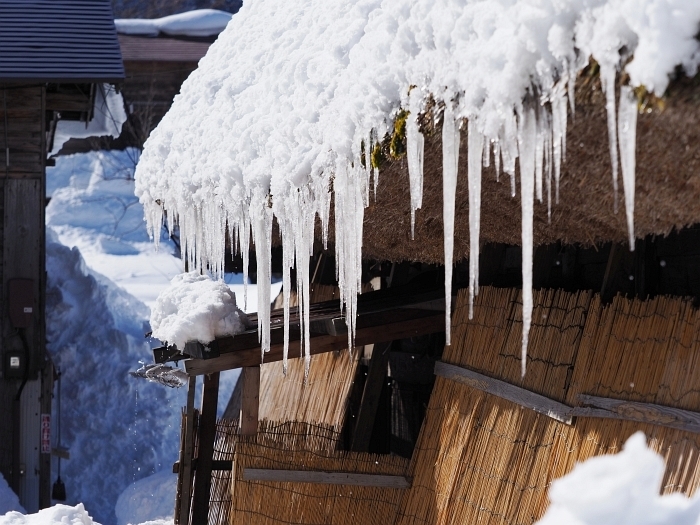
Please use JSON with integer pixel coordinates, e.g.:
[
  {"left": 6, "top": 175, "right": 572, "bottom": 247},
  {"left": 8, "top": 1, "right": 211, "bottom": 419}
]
[
  {"left": 571, "top": 394, "right": 700, "bottom": 434},
  {"left": 434, "top": 361, "right": 573, "bottom": 425},
  {"left": 191, "top": 373, "right": 219, "bottom": 525},
  {"left": 242, "top": 468, "right": 411, "bottom": 489},
  {"left": 351, "top": 341, "right": 391, "bottom": 452},
  {"left": 176, "top": 376, "right": 197, "bottom": 525},
  {"left": 185, "top": 310, "right": 443, "bottom": 376},
  {"left": 239, "top": 366, "right": 260, "bottom": 436}
]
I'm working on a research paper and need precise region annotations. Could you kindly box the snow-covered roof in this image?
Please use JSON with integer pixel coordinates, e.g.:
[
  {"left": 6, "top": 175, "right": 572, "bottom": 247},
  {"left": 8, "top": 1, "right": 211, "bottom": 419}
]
[
  {"left": 135, "top": 0, "right": 700, "bottom": 373},
  {"left": 115, "top": 9, "right": 233, "bottom": 38}
]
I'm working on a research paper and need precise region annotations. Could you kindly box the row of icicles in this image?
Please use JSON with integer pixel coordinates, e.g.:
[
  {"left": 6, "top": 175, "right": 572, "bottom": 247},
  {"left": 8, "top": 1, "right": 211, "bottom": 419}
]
[{"left": 164, "top": 68, "right": 637, "bottom": 378}]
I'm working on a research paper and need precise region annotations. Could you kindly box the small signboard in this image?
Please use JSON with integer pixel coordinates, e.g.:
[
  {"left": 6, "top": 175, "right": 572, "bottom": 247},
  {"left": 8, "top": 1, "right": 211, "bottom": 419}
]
[{"left": 41, "top": 414, "right": 51, "bottom": 454}]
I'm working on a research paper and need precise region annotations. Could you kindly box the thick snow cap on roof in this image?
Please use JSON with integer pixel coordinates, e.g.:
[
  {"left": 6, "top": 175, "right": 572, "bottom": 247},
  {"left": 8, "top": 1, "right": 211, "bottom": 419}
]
[
  {"left": 135, "top": 0, "right": 700, "bottom": 374},
  {"left": 115, "top": 9, "right": 233, "bottom": 38}
]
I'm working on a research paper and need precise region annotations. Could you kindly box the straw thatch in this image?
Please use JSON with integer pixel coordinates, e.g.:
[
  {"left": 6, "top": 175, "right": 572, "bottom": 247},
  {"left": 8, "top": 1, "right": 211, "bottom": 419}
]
[
  {"left": 229, "top": 421, "right": 409, "bottom": 524},
  {"left": 395, "top": 287, "right": 700, "bottom": 525},
  {"left": 260, "top": 284, "right": 362, "bottom": 429},
  {"left": 325, "top": 75, "right": 700, "bottom": 265}
]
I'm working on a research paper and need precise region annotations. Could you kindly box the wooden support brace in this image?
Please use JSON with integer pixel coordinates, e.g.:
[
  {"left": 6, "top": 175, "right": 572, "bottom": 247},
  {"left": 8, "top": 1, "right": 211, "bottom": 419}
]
[
  {"left": 571, "top": 394, "right": 700, "bottom": 434},
  {"left": 190, "top": 373, "right": 219, "bottom": 525},
  {"left": 239, "top": 366, "right": 260, "bottom": 436},
  {"left": 242, "top": 468, "right": 411, "bottom": 489},
  {"left": 351, "top": 341, "right": 392, "bottom": 452},
  {"left": 434, "top": 361, "right": 573, "bottom": 425}
]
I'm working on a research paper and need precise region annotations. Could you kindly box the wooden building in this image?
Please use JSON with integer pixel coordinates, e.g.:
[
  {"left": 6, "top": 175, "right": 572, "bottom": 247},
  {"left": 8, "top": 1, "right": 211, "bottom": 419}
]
[
  {"left": 0, "top": 0, "right": 123, "bottom": 512},
  {"left": 154, "top": 66, "right": 700, "bottom": 525}
]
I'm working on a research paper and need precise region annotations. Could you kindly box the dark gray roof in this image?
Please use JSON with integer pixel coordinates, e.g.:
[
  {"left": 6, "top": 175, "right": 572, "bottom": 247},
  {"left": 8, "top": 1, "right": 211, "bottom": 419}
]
[{"left": 0, "top": 0, "right": 124, "bottom": 82}]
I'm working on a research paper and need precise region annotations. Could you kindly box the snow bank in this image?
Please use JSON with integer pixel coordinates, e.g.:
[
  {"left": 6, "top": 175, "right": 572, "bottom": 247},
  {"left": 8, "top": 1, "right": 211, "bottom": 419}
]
[
  {"left": 151, "top": 272, "right": 249, "bottom": 350},
  {"left": 135, "top": 0, "right": 700, "bottom": 373},
  {"left": 0, "top": 504, "right": 96, "bottom": 525},
  {"left": 537, "top": 432, "right": 700, "bottom": 525},
  {"left": 115, "top": 470, "right": 176, "bottom": 525},
  {"left": 115, "top": 9, "right": 232, "bottom": 38},
  {"left": 46, "top": 229, "right": 182, "bottom": 524},
  {"left": 0, "top": 473, "right": 24, "bottom": 516},
  {"left": 46, "top": 149, "right": 182, "bottom": 310},
  {"left": 51, "top": 85, "right": 126, "bottom": 156}
]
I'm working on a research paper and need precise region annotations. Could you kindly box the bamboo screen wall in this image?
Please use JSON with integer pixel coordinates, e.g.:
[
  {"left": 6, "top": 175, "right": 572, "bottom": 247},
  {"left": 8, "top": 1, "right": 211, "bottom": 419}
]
[
  {"left": 260, "top": 284, "right": 362, "bottom": 429},
  {"left": 396, "top": 287, "right": 700, "bottom": 525},
  {"left": 230, "top": 421, "right": 410, "bottom": 524}
]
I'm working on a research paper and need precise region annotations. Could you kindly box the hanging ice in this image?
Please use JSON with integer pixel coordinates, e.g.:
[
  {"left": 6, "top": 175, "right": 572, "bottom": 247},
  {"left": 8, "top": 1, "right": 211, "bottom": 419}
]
[
  {"left": 600, "top": 63, "right": 620, "bottom": 214},
  {"left": 618, "top": 85, "right": 637, "bottom": 251},
  {"left": 467, "top": 119, "right": 483, "bottom": 319},
  {"left": 407, "top": 92, "right": 425, "bottom": 240},
  {"left": 517, "top": 107, "right": 536, "bottom": 377},
  {"left": 442, "top": 103, "right": 460, "bottom": 346}
]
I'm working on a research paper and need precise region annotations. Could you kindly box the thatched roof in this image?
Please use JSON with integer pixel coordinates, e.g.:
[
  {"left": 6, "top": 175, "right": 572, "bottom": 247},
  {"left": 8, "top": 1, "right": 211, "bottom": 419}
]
[{"left": 348, "top": 75, "right": 700, "bottom": 265}]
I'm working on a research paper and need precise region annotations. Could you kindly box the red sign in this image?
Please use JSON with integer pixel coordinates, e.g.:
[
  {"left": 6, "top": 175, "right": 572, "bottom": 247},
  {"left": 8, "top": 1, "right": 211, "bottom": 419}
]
[{"left": 41, "top": 414, "right": 51, "bottom": 454}]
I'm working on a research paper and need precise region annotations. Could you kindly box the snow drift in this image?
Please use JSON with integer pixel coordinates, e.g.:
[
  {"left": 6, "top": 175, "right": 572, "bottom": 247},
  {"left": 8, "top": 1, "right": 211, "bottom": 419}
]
[{"left": 536, "top": 432, "right": 700, "bottom": 525}]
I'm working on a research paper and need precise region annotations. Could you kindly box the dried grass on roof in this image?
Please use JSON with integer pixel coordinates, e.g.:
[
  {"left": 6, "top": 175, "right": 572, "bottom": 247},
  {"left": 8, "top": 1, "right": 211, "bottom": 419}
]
[
  {"left": 396, "top": 288, "right": 700, "bottom": 525},
  {"left": 316, "top": 75, "right": 700, "bottom": 264},
  {"left": 260, "top": 284, "right": 361, "bottom": 429},
  {"left": 229, "top": 420, "right": 409, "bottom": 525}
]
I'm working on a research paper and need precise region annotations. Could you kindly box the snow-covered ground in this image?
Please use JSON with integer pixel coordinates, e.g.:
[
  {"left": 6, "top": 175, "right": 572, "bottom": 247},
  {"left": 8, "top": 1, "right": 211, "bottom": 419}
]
[{"left": 39, "top": 150, "right": 279, "bottom": 524}]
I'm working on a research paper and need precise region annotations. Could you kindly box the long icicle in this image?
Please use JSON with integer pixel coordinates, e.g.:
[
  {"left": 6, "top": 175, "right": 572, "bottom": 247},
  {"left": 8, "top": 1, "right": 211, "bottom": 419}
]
[
  {"left": 407, "top": 101, "right": 425, "bottom": 239},
  {"left": 618, "top": 85, "right": 637, "bottom": 251},
  {"left": 600, "top": 63, "right": 620, "bottom": 213},
  {"left": 518, "top": 107, "right": 536, "bottom": 377},
  {"left": 467, "top": 119, "right": 483, "bottom": 319},
  {"left": 442, "top": 103, "right": 460, "bottom": 345}
]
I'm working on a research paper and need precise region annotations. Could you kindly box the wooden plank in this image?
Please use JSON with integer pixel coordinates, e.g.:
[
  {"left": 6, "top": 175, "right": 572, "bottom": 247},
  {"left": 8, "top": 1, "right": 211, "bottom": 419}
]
[
  {"left": 351, "top": 341, "right": 391, "bottom": 452},
  {"left": 39, "top": 359, "right": 52, "bottom": 509},
  {"left": 190, "top": 372, "right": 219, "bottom": 525},
  {"left": 185, "top": 311, "right": 443, "bottom": 376},
  {"left": 239, "top": 366, "right": 260, "bottom": 436},
  {"left": 571, "top": 394, "right": 700, "bottom": 434},
  {"left": 177, "top": 377, "right": 196, "bottom": 525},
  {"left": 434, "top": 361, "right": 573, "bottom": 425},
  {"left": 243, "top": 468, "right": 411, "bottom": 489}
]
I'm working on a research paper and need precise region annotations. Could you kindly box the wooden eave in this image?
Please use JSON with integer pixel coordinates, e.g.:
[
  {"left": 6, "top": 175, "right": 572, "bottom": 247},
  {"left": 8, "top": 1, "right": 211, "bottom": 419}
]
[{"left": 160, "top": 283, "right": 451, "bottom": 376}]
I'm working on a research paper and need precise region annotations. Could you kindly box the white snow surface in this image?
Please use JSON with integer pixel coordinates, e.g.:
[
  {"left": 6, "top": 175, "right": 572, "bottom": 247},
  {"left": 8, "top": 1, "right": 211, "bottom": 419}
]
[
  {"left": 115, "top": 470, "right": 176, "bottom": 525},
  {"left": 51, "top": 85, "right": 127, "bottom": 156},
  {"left": 135, "top": 0, "right": 700, "bottom": 370},
  {"left": 0, "top": 474, "right": 24, "bottom": 516},
  {"left": 115, "top": 9, "right": 233, "bottom": 37},
  {"left": 151, "top": 271, "right": 249, "bottom": 349},
  {"left": 536, "top": 432, "right": 700, "bottom": 525}
]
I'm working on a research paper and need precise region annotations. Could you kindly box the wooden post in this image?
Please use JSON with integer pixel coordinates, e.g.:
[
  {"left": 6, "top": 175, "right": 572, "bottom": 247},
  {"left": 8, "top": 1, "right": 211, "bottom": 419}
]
[
  {"left": 351, "top": 341, "right": 392, "bottom": 452},
  {"left": 176, "top": 376, "right": 197, "bottom": 525},
  {"left": 191, "top": 372, "right": 219, "bottom": 525},
  {"left": 239, "top": 366, "right": 260, "bottom": 436}
]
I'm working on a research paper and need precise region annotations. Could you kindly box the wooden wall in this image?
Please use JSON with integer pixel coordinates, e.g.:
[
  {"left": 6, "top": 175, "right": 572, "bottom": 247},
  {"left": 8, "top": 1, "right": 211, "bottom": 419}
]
[{"left": 0, "top": 84, "right": 47, "bottom": 503}]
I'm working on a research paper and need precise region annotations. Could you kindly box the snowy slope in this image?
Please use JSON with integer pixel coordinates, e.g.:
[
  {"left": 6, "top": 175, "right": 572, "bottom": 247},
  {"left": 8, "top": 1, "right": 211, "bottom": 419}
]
[
  {"left": 45, "top": 150, "right": 278, "bottom": 523},
  {"left": 115, "top": 9, "right": 233, "bottom": 37},
  {"left": 0, "top": 473, "right": 24, "bottom": 516},
  {"left": 46, "top": 229, "right": 183, "bottom": 524}
]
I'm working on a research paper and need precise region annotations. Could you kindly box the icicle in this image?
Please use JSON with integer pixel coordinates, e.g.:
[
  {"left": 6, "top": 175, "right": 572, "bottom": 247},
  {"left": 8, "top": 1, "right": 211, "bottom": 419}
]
[
  {"left": 281, "top": 218, "right": 294, "bottom": 375},
  {"left": 251, "top": 197, "right": 273, "bottom": 359},
  {"left": 467, "top": 120, "right": 483, "bottom": 319},
  {"left": 442, "top": 103, "right": 460, "bottom": 345},
  {"left": 406, "top": 109, "right": 424, "bottom": 240},
  {"left": 294, "top": 191, "right": 314, "bottom": 379},
  {"left": 517, "top": 107, "right": 536, "bottom": 377},
  {"left": 600, "top": 63, "right": 620, "bottom": 213},
  {"left": 239, "top": 219, "right": 251, "bottom": 310},
  {"left": 482, "top": 136, "right": 490, "bottom": 168},
  {"left": 618, "top": 85, "right": 637, "bottom": 251},
  {"left": 551, "top": 84, "right": 567, "bottom": 205},
  {"left": 501, "top": 114, "right": 518, "bottom": 197},
  {"left": 493, "top": 141, "right": 501, "bottom": 181},
  {"left": 535, "top": 112, "right": 544, "bottom": 203}
]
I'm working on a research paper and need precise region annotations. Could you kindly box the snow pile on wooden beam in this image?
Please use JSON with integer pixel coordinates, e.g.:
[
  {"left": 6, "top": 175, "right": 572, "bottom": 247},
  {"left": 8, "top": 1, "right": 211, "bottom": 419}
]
[
  {"left": 150, "top": 271, "right": 248, "bottom": 350},
  {"left": 135, "top": 0, "right": 700, "bottom": 374}
]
